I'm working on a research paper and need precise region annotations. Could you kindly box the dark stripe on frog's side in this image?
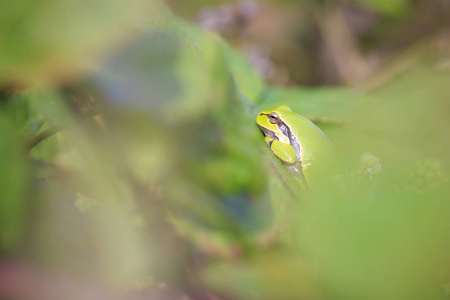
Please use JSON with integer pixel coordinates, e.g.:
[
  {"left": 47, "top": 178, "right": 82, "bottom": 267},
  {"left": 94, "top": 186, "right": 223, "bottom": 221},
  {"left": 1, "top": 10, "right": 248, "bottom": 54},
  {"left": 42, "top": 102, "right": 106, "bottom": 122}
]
[{"left": 278, "top": 118, "right": 308, "bottom": 185}]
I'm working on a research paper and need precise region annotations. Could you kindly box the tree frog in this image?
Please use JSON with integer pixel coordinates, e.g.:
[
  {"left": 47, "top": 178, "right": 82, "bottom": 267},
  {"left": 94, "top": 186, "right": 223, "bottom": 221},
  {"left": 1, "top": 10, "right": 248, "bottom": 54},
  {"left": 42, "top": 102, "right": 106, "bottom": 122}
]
[{"left": 256, "top": 105, "right": 333, "bottom": 186}]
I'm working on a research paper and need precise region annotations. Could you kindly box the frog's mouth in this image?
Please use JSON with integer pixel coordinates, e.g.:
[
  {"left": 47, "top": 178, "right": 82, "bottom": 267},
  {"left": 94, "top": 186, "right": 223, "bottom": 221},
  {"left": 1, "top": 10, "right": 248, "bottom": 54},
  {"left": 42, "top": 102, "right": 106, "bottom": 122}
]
[{"left": 257, "top": 124, "right": 277, "bottom": 141}]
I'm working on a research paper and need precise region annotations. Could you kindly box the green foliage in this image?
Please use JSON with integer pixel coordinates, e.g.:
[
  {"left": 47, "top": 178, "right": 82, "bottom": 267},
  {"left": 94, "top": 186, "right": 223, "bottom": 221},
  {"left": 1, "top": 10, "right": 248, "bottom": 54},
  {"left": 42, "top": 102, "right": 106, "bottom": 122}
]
[
  {"left": 0, "top": 113, "right": 28, "bottom": 251},
  {"left": 351, "top": 0, "right": 411, "bottom": 16},
  {"left": 0, "top": 0, "right": 162, "bottom": 84}
]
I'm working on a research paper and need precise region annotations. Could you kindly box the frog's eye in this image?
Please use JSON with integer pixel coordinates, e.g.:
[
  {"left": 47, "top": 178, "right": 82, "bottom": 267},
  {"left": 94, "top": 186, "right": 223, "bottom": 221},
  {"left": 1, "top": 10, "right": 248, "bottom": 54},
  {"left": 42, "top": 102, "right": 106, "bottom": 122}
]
[{"left": 269, "top": 112, "right": 280, "bottom": 124}]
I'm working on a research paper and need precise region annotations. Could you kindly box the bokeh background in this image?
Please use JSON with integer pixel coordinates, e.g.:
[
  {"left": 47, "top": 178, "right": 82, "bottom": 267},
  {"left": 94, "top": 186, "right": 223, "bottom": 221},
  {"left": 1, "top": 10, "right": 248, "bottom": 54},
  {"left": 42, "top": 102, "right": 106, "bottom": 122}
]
[
  {"left": 1, "top": 1, "right": 450, "bottom": 300},
  {"left": 169, "top": 0, "right": 450, "bottom": 87}
]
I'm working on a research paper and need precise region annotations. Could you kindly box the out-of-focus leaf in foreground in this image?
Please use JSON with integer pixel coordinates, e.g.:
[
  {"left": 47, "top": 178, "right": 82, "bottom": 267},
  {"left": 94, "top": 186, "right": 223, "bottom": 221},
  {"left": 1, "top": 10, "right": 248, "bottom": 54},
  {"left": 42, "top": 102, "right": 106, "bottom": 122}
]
[
  {"left": 293, "top": 52, "right": 450, "bottom": 300},
  {"left": 203, "top": 251, "right": 315, "bottom": 300},
  {"left": 0, "top": 7, "right": 285, "bottom": 293},
  {"left": 165, "top": 20, "right": 267, "bottom": 104},
  {"left": 351, "top": 0, "right": 411, "bottom": 16},
  {"left": 0, "top": 113, "right": 28, "bottom": 252},
  {"left": 0, "top": 0, "right": 162, "bottom": 84},
  {"left": 87, "top": 30, "right": 276, "bottom": 257}
]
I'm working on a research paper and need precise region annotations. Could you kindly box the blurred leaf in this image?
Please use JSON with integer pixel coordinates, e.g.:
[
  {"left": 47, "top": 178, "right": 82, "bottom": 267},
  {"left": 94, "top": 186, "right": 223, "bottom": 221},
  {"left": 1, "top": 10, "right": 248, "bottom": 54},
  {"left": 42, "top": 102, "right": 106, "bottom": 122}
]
[
  {"left": 183, "top": 21, "right": 267, "bottom": 103},
  {"left": 93, "top": 30, "right": 235, "bottom": 122},
  {"left": 68, "top": 23, "right": 275, "bottom": 261},
  {"left": 178, "top": 17, "right": 266, "bottom": 104},
  {"left": 292, "top": 50, "right": 450, "bottom": 300},
  {"left": 351, "top": 0, "right": 411, "bottom": 16},
  {"left": 10, "top": 89, "right": 73, "bottom": 162},
  {"left": 203, "top": 251, "right": 315, "bottom": 300},
  {"left": 296, "top": 169, "right": 450, "bottom": 300},
  {"left": 177, "top": 20, "right": 266, "bottom": 110},
  {"left": 30, "top": 131, "right": 155, "bottom": 287},
  {"left": 0, "top": 114, "right": 28, "bottom": 251},
  {"left": 258, "top": 87, "right": 361, "bottom": 119},
  {"left": 0, "top": 0, "right": 164, "bottom": 84},
  {"left": 257, "top": 87, "right": 363, "bottom": 136},
  {"left": 220, "top": 39, "right": 267, "bottom": 103},
  {"left": 344, "top": 55, "right": 450, "bottom": 165}
]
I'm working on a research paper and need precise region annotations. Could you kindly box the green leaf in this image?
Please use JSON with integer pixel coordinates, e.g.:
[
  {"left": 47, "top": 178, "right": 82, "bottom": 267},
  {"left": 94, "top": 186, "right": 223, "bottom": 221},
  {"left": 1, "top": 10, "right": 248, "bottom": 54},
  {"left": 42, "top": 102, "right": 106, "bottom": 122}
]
[
  {"left": 151, "top": 18, "right": 267, "bottom": 105},
  {"left": 351, "top": 0, "right": 411, "bottom": 16},
  {"left": 0, "top": 114, "right": 28, "bottom": 251},
  {"left": 220, "top": 39, "right": 267, "bottom": 103},
  {"left": 7, "top": 89, "right": 72, "bottom": 162},
  {"left": 258, "top": 87, "right": 363, "bottom": 133},
  {"left": 0, "top": 0, "right": 164, "bottom": 84},
  {"left": 203, "top": 252, "right": 314, "bottom": 300}
]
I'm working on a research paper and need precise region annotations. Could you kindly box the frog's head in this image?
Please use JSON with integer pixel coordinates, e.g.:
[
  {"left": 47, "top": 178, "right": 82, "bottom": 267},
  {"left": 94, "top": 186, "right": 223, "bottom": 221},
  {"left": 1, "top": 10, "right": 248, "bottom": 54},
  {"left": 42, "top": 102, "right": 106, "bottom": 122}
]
[
  {"left": 256, "top": 106, "right": 299, "bottom": 164},
  {"left": 256, "top": 106, "right": 293, "bottom": 145}
]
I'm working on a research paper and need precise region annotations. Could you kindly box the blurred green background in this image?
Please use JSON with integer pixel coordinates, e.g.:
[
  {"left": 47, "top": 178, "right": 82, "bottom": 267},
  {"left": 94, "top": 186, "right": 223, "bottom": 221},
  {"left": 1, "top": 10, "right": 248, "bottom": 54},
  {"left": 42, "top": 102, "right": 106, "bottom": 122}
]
[{"left": 1, "top": 0, "right": 450, "bottom": 300}]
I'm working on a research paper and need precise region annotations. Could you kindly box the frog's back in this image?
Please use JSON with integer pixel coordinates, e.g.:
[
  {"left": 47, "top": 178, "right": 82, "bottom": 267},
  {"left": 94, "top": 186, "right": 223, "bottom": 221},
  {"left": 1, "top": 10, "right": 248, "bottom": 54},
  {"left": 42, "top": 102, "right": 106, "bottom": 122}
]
[{"left": 287, "top": 112, "right": 333, "bottom": 180}]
